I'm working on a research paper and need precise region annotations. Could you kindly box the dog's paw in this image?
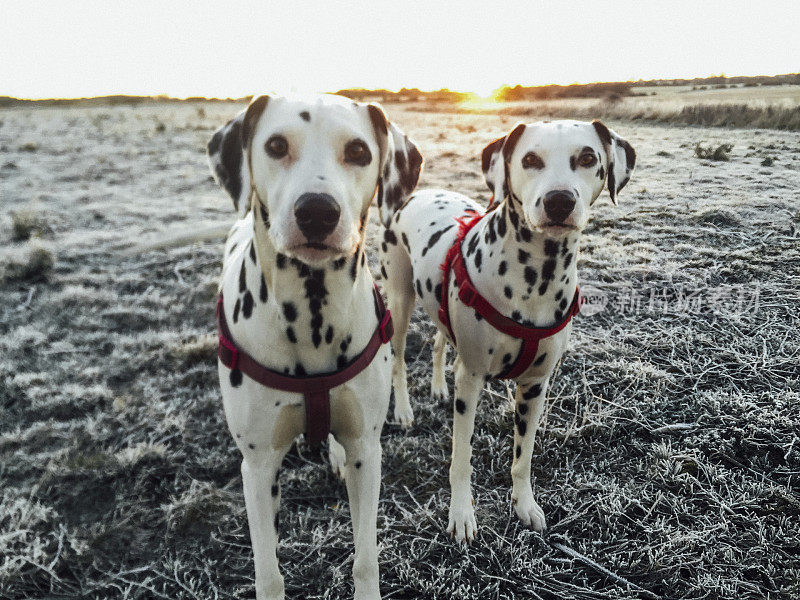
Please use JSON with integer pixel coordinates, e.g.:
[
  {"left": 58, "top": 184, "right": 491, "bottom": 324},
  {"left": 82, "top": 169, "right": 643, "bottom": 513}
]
[
  {"left": 328, "top": 436, "right": 347, "bottom": 480},
  {"left": 512, "top": 493, "right": 547, "bottom": 533},
  {"left": 447, "top": 500, "right": 477, "bottom": 544},
  {"left": 393, "top": 400, "right": 414, "bottom": 429},
  {"left": 430, "top": 378, "right": 449, "bottom": 403}
]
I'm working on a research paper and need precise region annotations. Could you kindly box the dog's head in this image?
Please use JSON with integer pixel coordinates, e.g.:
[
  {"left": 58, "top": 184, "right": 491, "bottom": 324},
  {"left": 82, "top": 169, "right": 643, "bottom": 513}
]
[
  {"left": 482, "top": 119, "right": 635, "bottom": 237},
  {"left": 208, "top": 94, "right": 422, "bottom": 265}
]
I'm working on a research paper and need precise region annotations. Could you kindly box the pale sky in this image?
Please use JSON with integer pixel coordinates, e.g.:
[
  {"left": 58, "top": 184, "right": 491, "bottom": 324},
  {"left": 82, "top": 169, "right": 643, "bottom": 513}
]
[{"left": 2, "top": 0, "right": 798, "bottom": 99}]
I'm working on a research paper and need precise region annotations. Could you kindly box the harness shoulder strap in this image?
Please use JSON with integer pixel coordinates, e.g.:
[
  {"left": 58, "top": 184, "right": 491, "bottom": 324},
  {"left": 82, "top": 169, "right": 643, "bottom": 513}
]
[{"left": 216, "top": 285, "right": 393, "bottom": 446}]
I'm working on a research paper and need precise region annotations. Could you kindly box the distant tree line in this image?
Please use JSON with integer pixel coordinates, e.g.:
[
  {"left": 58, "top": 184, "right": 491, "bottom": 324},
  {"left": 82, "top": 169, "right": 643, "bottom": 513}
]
[{"left": 2, "top": 73, "right": 797, "bottom": 107}]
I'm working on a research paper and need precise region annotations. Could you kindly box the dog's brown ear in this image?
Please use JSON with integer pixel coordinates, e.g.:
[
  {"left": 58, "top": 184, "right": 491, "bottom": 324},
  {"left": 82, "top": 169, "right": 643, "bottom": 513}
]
[
  {"left": 207, "top": 96, "right": 270, "bottom": 218},
  {"left": 367, "top": 103, "right": 424, "bottom": 226},
  {"left": 481, "top": 123, "right": 526, "bottom": 202},
  {"left": 592, "top": 120, "right": 636, "bottom": 205}
]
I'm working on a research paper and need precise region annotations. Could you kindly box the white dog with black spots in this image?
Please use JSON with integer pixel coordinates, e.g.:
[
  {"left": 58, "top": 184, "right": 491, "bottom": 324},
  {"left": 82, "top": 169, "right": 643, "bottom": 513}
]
[
  {"left": 207, "top": 93, "right": 422, "bottom": 600},
  {"left": 379, "top": 119, "right": 635, "bottom": 542}
]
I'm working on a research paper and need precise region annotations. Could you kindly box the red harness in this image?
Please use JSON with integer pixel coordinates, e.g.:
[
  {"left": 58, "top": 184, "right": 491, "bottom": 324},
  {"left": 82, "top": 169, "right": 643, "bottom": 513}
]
[
  {"left": 217, "top": 286, "right": 393, "bottom": 446},
  {"left": 438, "top": 211, "right": 582, "bottom": 380}
]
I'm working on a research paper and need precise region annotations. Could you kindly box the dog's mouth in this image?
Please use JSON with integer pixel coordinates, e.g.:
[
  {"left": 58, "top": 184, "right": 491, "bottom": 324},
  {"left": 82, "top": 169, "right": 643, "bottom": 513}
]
[
  {"left": 541, "top": 222, "right": 578, "bottom": 230},
  {"left": 287, "top": 242, "right": 347, "bottom": 264}
]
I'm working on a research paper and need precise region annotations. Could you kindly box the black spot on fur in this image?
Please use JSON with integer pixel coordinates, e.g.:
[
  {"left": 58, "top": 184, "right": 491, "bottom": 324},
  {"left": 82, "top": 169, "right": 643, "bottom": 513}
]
[
  {"left": 299, "top": 111, "right": 310, "bottom": 121},
  {"left": 502, "top": 353, "right": 512, "bottom": 364},
  {"left": 422, "top": 225, "right": 454, "bottom": 257},
  {"left": 238, "top": 261, "right": 247, "bottom": 293},
  {"left": 229, "top": 368, "right": 243, "bottom": 387},
  {"left": 434, "top": 283, "right": 442, "bottom": 300},
  {"left": 533, "top": 353, "right": 547, "bottom": 366},
  {"left": 544, "top": 239, "right": 559, "bottom": 257},
  {"left": 564, "top": 253, "right": 573, "bottom": 267},
  {"left": 517, "top": 418, "right": 527, "bottom": 436},
  {"left": 271, "top": 484, "right": 279, "bottom": 497},
  {"left": 233, "top": 298, "right": 241, "bottom": 323},
  {"left": 504, "top": 286, "right": 513, "bottom": 299},
  {"left": 426, "top": 278, "right": 432, "bottom": 292},
  {"left": 474, "top": 249, "right": 482, "bottom": 270},
  {"left": 518, "top": 249, "right": 530, "bottom": 264},
  {"left": 498, "top": 261, "right": 507, "bottom": 275},
  {"left": 325, "top": 326, "right": 333, "bottom": 344},
  {"left": 242, "top": 290, "right": 254, "bottom": 318},
  {"left": 259, "top": 274, "right": 268, "bottom": 302},
  {"left": 455, "top": 398, "right": 466, "bottom": 415},
  {"left": 524, "top": 266, "right": 537, "bottom": 286},
  {"left": 518, "top": 403, "right": 528, "bottom": 415},
  {"left": 355, "top": 461, "right": 362, "bottom": 469},
  {"left": 416, "top": 279, "right": 424, "bottom": 298},
  {"left": 282, "top": 302, "right": 297, "bottom": 322},
  {"left": 515, "top": 445, "right": 521, "bottom": 459},
  {"left": 249, "top": 241, "right": 256, "bottom": 263},
  {"left": 286, "top": 327, "right": 296, "bottom": 343},
  {"left": 276, "top": 253, "right": 287, "bottom": 269},
  {"left": 523, "top": 384, "right": 542, "bottom": 400},
  {"left": 384, "top": 229, "right": 398, "bottom": 245},
  {"left": 542, "top": 259, "right": 556, "bottom": 281},
  {"left": 295, "top": 363, "right": 307, "bottom": 376}
]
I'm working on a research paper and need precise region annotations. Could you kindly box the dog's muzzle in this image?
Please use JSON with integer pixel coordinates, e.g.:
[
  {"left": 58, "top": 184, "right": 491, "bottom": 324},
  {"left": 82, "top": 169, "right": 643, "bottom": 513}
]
[
  {"left": 294, "top": 193, "right": 341, "bottom": 242},
  {"left": 543, "top": 190, "right": 576, "bottom": 223}
]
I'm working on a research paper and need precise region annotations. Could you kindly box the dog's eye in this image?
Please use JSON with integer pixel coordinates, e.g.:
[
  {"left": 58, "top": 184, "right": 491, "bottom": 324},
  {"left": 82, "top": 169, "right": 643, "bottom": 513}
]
[
  {"left": 344, "top": 139, "right": 371, "bottom": 166},
  {"left": 265, "top": 135, "right": 289, "bottom": 159},
  {"left": 578, "top": 152, "right": 597, "bottom": 167},
  {"left": 521, "top": 152, "right": 544, "bottom": 170}
]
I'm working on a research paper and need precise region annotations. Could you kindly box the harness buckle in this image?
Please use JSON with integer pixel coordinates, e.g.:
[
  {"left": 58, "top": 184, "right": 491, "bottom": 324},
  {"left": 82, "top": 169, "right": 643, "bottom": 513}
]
[
  {"left": 379, "top": 310, "right": 394, "bottom": 344},
  {"left": 458, "top": 281, "right": 478, "bottom": 307}
]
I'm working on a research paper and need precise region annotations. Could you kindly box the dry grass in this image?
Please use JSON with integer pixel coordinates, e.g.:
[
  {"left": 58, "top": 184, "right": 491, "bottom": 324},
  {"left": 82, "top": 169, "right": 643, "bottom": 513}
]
[{"left": 1, "top": 101, "right": 799, "bottom": 599}]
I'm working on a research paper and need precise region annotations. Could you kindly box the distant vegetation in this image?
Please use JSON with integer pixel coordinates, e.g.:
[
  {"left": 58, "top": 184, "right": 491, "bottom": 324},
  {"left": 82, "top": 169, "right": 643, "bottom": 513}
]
[{"left": 2, "top": 73, "right": 798, "bottom": 129}]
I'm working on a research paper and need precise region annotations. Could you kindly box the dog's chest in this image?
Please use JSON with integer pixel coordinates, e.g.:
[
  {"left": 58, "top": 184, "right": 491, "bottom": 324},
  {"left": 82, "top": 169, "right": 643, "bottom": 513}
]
[{"left": 219, "top": 234, "right": 374, "bottom": 377}]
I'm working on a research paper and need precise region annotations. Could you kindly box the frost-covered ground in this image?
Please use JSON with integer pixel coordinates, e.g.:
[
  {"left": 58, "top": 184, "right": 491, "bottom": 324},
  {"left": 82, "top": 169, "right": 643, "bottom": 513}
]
[{"left": 1, "top": 101, "right": 799, "bottom": 599}]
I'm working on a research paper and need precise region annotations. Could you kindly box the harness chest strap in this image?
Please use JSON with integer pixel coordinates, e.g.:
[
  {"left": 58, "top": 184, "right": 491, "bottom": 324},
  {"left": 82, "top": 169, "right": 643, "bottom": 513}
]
[
  {"left": 438, "top": 211, "right": 582, "bottom": 380},
  {"left": 216, "top": 286, "right": 394, "bottom": 446}
]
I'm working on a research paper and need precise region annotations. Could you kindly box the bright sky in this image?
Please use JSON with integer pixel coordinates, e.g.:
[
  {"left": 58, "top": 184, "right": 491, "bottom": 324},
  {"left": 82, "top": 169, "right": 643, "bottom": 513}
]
[{"left": 2, "top": 0, "right": 798, "bottom": 99}]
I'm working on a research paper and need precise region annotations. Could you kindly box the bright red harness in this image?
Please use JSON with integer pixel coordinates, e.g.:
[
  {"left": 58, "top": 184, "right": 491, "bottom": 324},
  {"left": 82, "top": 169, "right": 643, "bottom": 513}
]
[
  {"left": 217, "top": 286, "right": 393, "bottom": 446},
  {"left": 438, "top": 211, "right": 582, "bottom": 380}
]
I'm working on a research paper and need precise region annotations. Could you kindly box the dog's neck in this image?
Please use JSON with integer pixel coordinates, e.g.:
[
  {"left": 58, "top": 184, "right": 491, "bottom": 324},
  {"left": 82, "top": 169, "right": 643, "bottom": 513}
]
[{"left": 464, "top": 195, "right": 580, "bottom": 327}]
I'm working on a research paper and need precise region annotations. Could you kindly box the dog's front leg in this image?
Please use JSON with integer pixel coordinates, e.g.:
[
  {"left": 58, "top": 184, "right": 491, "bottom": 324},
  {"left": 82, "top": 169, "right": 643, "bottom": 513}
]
[
  {"left": 241, "top": 446, "right": 291, "bottom": 600},
  {"left": 340, "top": 434, "right": 383, "bottom": 600},
  {"left": 510, "top": 377, "right": 549, "bottom": 532},
  {"left": 447, "top": 359, "right": 484, "bottom": 543}
]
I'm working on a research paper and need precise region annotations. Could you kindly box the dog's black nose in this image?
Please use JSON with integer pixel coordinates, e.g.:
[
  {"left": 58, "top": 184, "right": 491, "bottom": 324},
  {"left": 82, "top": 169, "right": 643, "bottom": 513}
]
[
  {"left": 294, "top": 193, "right": 340, "bottom": 241},
  {"left": 543, "top": 190, "right": 576, "bottom": 223}
]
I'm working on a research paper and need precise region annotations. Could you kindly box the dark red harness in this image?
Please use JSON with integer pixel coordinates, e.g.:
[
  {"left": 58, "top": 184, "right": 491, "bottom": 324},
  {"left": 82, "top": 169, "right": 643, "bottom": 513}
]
[
  {"left": 217, "top": 286, "right": 393, "bottom": 446},
  {"left": 438, "top": 211, "right": 582, "bottom": 380}
]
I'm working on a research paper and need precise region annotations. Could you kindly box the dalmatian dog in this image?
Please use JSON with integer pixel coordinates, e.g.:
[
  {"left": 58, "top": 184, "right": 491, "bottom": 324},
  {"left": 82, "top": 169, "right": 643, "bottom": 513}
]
[
  {"left": 207, "top": 94, "right": 422, "bottom": 599},
  {"left": 379, "top": 120, "right": 635, "bottom": 542}
]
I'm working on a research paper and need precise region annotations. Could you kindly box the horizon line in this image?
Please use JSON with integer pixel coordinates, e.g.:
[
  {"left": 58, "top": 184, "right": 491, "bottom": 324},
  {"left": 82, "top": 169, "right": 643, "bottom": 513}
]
[{"left": 4, "top": 72, "right": 798, "bottom": 103}]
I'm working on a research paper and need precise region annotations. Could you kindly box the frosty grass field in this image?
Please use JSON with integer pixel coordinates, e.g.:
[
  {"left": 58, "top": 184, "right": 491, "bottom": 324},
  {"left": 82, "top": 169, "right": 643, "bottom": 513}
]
[{"left": 1, "top": 89, "right": 799, "bottom": 599}]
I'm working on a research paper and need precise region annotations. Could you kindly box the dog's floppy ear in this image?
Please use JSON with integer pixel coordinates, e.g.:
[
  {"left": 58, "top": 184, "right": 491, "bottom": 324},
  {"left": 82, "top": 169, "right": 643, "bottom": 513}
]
[
  {"left": 591, "top": 120, "right": 636, "bottom": 205},
  {"left": 481, "top": 123, "right": 526, "bottom": 203},
  {"left": 367, "top": 103, "right": 424, "bottom": 226},
  {"left": 207, "top": 95, "right": 270, "bottom": 218}
]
